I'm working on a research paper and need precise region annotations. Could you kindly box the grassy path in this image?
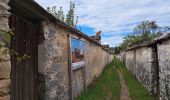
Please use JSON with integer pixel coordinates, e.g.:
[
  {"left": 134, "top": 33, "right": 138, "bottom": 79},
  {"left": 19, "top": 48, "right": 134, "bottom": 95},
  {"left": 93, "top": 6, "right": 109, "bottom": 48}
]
[
  {"left": 77, "top": 59, "right": 158, "bottom": 100},
  {"left": 113, "top": 59, "right": 158, "bottom": 100},
  {"left": 77, "top": 61, "right": 121, "bottom": 100},
  {"left": 117, "top": 69, "right": 131, "bottom": 100}
]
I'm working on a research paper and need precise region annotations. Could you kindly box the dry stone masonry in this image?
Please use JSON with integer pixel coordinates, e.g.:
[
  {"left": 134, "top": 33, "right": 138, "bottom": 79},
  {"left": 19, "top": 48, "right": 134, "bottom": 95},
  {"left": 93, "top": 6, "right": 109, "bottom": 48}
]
[{"left": 0, "top": 0, "right": 11, "bottom": 100}]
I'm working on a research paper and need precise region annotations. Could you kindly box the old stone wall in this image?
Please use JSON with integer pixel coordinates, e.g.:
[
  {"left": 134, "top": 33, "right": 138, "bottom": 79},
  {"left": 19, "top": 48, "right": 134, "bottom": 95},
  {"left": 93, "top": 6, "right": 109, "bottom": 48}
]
[
  {"left": 38, "top": 21, "right": 114, "bottom": 100},
  {"left": 119, "top": 35, "right": 170, "bottom": 99},
  {"left": 121, "top": 46, "right": 158, "bottom": 95},
  {"left": 0, "top": 0, "right": 11, "bottom": 100},
  {"left": 157, "top": 39, "right": 170, "bottom": 100},
  {"left": 38, "top": 21, "right": 70, "bottom": 100}
]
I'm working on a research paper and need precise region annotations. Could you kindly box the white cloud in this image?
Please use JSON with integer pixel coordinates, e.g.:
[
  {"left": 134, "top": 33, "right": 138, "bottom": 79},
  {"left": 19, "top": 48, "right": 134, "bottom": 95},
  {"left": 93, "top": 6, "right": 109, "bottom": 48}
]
[{"left": 35, "top": 0, "right": 170, "bottom": 46}]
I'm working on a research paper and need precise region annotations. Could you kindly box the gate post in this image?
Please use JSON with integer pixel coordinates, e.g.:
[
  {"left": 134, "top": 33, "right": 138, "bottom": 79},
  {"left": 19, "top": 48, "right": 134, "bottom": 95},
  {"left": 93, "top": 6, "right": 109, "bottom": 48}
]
[{"left": 0, "top": 0, "right": 11, "bottom": 100}]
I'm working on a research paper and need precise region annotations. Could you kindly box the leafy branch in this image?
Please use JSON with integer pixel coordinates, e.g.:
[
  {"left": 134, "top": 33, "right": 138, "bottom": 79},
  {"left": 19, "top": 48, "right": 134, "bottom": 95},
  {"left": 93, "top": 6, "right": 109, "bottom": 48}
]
[{"left": 0, "top": 29, "right": 30, "bottom": 63}]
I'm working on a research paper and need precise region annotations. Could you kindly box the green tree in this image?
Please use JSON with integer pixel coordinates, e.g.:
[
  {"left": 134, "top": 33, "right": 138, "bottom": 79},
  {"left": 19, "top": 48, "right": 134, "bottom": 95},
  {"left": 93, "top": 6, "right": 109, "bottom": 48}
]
[
  {"left": 47, "top": 1, "right": 77, "bottom": 27},
  {"left": 133, "top": 20, "right": 159, "bottom": 36},
  {"left": 47, "top": 6, "right": 64, "bottom": 21},
  {"left": 118, "top": 20, "right": 170, "bottom": 51},
  {"left": 66, "top": 1, "right": 75, "bottom": 26}
]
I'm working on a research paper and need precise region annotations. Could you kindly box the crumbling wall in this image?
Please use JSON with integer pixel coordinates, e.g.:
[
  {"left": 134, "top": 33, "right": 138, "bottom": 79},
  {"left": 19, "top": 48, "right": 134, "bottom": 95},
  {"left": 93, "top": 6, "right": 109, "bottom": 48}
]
[
  {"left": 157, "top": 39, "right": 170, "bottom": 100},
  {"left": 38, "top": 21, "right": 114, "bottom": 100},
  {"left": 0, "top": 0, "right": 11, "bottom": 100}
]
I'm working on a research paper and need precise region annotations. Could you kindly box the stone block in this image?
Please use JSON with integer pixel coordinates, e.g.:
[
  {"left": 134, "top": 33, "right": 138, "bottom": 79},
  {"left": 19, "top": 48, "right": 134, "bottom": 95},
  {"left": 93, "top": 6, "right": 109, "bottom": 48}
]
[
  {"left": 0, "top": 47, "right": 10, "bottom": 61},
  {"left": 0, "top": 95, "right": 10, "bottom": 100},
  {"left": 0, "top": 79, "right": 10, "bottom": 96},
  {"left": 0, "top": 61, "right": 11, "bottom": 79}
]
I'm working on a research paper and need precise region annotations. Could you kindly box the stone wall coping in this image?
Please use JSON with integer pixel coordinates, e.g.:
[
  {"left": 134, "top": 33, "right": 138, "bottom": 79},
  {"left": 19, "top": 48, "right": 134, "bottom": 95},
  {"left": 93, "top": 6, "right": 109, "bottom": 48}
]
[
  {"left": 125, "top": 33, "right": 170, "bottom": 51},
  {"left": 10, "top": 0, "right": 113, "bottom": 53}
]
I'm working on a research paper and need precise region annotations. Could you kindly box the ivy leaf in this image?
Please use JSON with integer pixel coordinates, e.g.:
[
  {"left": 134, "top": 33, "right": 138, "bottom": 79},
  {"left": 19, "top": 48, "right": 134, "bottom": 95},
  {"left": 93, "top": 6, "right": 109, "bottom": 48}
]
[
  {"left": 9, "top": 31, "right": 14, "bottom": 36},
  {"left": 2, "top": 48, "right": 9, "bottom": 55},
  {"left": 2, "top": 31, "right": 11, "bottom": 44},
  {"left": 17, "top": 57, "right": 22, "bottom": 63}
]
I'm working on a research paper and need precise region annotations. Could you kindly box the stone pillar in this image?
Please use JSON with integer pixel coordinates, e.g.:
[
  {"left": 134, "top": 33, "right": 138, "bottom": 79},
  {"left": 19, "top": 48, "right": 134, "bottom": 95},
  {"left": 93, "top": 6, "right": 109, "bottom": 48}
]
[{"left": 0, "top": 0, "right": 11, "bottom": 100}]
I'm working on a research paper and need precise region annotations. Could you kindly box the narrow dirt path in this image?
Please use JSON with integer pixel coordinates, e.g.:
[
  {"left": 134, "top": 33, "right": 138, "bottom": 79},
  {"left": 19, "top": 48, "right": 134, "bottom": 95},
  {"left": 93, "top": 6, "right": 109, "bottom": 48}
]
[{"left": 116, "top": 69, "right": 131, "bottom": 100}]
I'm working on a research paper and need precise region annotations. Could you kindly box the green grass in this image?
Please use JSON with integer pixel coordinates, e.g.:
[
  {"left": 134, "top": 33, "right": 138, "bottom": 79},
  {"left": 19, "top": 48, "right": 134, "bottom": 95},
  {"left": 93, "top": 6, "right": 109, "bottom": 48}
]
[
  {"left": 77, "top": 61, "right": 121, "bottom": 100},
  {"left": 113, "top": 59, "right": 158, "bottom": 100}
]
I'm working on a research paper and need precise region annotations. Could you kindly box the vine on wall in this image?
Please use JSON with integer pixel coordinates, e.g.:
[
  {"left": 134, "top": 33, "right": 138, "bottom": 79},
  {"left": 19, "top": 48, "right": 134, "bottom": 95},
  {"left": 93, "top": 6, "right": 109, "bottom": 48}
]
[{"left": 0, "top": 29, "right": 30, "bottom": 62}]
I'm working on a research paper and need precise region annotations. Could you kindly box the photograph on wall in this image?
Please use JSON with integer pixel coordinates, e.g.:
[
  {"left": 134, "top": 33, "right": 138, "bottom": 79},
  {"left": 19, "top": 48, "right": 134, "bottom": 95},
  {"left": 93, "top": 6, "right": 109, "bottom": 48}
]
[{"left": 71, "top": 38, "right": 85, "bottom": 69}]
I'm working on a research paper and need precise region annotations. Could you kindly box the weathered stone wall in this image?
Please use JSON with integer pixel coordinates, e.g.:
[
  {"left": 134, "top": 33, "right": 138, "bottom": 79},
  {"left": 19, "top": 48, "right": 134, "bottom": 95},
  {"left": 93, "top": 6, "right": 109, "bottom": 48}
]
[
  {"left": 119, "top": 35, "right": 170, "bottom": 99},
  {"left": 38, "top": 21, "right": 70, "bottom": 100},
  {"left": 157, "top": 39, "right": 170, "bottom": 100},
  {"left": 125, "top": 50, "right": 135, "bottom": 71},
  {"left": 119, "top": 51, "right": 126, "bottom": 63},
  {"left": 38, "top": 21, "right": 114, "bottom": 100},
  {"left": 0, "top": 0, "right": 11, "bottom": 100},
  {"left": 72, "top": 68, "right": 84, "bottom": 97},
  {"left": 122, "top": 46, "right": 158, "bottom": 95},
  {"left": 85, "top": 41, "right": 109, "bottom": 85},
  {"left": 135, "top": 47, "right": 158, "bottom": 95}
]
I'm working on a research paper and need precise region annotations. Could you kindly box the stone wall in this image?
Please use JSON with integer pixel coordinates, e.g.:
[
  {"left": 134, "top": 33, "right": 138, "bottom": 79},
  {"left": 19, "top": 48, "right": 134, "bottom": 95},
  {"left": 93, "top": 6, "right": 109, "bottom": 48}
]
[
  {"left": 0, "top": 0, "right": 11, "bottom": 100},
  {"left": 157, "top": 39, "right": 170, "bottom": 100},
  {"left": 38, "top": 21, "right": 70, "bottom": 100},
  {"left": 119, "top": 35, "right": 170, "bottom": 99},
  {"left": 38, "top": 21, "right": 114, "bottom": 100},
  {"left": 121, "top": 46, "right": 159, "bottom": 95}
]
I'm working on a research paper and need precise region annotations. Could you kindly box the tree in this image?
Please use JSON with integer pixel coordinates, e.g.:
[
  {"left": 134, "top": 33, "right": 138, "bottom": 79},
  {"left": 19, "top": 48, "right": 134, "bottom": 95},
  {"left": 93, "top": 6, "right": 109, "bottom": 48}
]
[
  {"left": 47, "top": 6, "right": 64, "bottom": 21},
  {"left": 133, "top": 20, "right": 158, "bottom": 36},
  {"left": 118, "top": 20, "right": 170, "bottom": 51},
  {"left": 66, "top": 1, "right": 75, "bottom": 26},
  {"left": 47, "top": 1, "right": 78, "bottom": 27}
]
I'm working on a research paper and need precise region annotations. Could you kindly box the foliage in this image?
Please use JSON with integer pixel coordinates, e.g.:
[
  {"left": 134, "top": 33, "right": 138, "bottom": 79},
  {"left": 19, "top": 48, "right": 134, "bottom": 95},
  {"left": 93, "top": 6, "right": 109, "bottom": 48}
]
[
  {"left": 133, "top": 20, "right": 159, "bottom": 35},
  {"left": 77, "top": 61, "right": 121, "bottom": 100},
  {"left": 113, "top": 58, "right": 158, "bottom": 100},
  {"left": 47, "top": 6, "right": 64, "bottom": 21},
  {"left": 0, "top": 30, "right": 30, "bottom": 62},
  {"left": 47, "top": 1, "right": 79, "bottom": 27},
  {"left": 66, "top": 1, "right": 75, "bottom": 26},
  {"left": 117, "top": 20, "right": 170, "bottom": 52}
]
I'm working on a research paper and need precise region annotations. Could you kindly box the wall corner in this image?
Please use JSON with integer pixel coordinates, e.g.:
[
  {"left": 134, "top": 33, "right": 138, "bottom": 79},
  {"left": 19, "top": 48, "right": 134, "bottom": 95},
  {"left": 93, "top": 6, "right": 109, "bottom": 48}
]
[{"left": 0, "top": 0, "right": 11, "bottom": 100}]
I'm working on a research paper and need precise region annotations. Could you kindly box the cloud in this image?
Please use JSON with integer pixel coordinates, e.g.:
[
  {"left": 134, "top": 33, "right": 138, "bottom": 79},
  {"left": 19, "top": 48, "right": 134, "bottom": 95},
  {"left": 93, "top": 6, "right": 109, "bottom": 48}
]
[{"left": 35, "top": 0, "right": 170, "bottom": 46}]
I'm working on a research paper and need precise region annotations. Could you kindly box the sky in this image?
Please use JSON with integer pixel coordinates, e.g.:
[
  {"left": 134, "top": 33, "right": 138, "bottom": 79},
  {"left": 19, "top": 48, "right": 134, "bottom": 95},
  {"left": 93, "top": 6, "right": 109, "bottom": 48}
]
[
  {"left": 35, "top": 0, "right": 170, "bottom": 47},
  {"left": 71, "top": 38, "right": 85, "bottom": 52}
]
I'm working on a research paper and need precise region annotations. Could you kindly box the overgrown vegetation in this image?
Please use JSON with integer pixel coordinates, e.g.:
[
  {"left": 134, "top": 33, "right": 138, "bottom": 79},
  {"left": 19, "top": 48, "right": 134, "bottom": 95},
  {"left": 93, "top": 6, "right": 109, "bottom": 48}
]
[
  {"left": 114, "top": 20, "right": 170, "bottom": 53},
  {"left": 0, "top": 29, "right": 30, "bottom": 62},
  {"left": 77, "top": 61, "right": 121, "bottom": 100},
  {"left": 113, "top": 58, "right": 158, "bottom": 100},
  {"left": 47, "top": 1, "right": 79, "bottom": 27}
]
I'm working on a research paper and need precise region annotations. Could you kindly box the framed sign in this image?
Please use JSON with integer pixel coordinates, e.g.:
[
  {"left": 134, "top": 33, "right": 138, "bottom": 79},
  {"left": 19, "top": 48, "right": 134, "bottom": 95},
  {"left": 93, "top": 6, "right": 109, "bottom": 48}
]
[{"left": 71, "top": 38, "right": 85, "bottom": 70}]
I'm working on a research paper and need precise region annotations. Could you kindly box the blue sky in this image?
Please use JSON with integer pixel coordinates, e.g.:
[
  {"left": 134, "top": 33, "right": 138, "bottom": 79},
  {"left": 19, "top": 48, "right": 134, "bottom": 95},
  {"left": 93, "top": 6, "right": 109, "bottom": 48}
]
[
  {"left": 71, "top": 38, "right": 85, "bottom": 52},
  {"left": 35, "top": 0, "right": 170, "bottom": 47}
]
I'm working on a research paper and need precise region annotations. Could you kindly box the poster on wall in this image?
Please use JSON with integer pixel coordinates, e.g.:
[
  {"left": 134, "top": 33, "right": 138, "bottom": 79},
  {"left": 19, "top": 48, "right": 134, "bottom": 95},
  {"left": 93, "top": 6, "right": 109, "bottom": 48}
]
[{"left": 71, "top": 38, "right": 85, "bottom": 69}]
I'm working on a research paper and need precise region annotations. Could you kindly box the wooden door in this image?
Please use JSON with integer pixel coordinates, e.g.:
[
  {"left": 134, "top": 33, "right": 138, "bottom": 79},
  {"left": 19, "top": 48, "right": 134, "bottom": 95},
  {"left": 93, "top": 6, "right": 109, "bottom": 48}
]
[{"left": 9, "top": 14, "right": 39, "bottom": 100}]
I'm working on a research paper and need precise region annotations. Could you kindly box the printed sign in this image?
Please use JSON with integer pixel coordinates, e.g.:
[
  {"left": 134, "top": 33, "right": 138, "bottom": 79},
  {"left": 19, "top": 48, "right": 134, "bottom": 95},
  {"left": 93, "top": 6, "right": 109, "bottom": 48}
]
[{"left": 71, "top": 38, "right": 85, "bottom": 69}]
